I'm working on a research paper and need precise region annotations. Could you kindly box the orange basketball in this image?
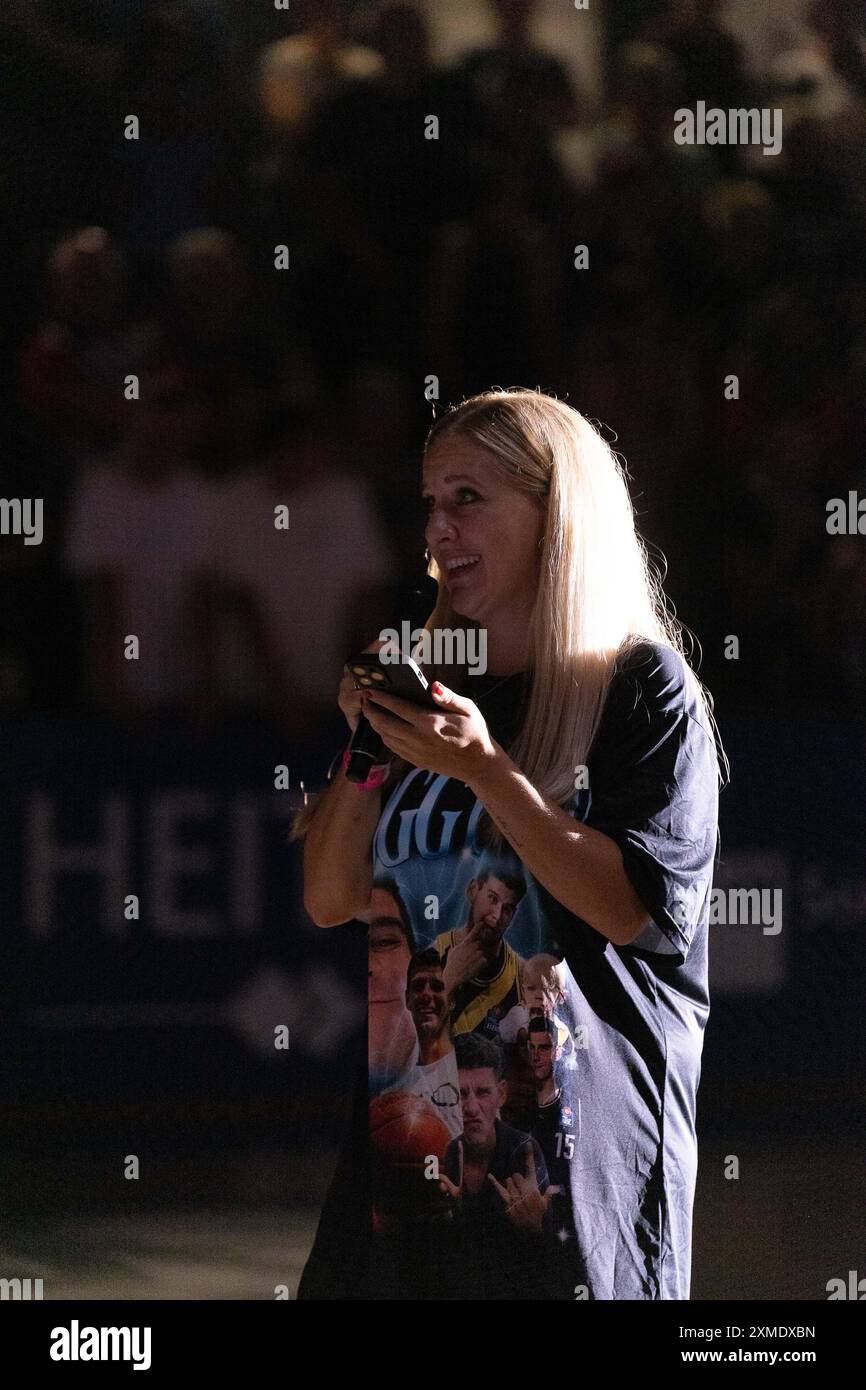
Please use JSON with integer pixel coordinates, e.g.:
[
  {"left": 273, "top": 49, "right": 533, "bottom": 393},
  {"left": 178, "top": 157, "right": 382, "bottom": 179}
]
[{"left": 369, "top": 1090, "right": 452, "bottom": 1218}]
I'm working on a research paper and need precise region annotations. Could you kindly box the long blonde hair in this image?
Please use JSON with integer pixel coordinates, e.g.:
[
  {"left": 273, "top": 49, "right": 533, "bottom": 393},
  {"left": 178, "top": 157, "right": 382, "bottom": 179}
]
[{"left": 290, "top": 387, "right": 727, "bottom": 849}]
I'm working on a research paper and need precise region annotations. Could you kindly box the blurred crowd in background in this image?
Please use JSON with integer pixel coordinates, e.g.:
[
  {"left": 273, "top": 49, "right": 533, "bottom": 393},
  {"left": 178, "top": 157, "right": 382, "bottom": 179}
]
[{"left": 3, "top": 0, "right": 866, "bottom": 739}]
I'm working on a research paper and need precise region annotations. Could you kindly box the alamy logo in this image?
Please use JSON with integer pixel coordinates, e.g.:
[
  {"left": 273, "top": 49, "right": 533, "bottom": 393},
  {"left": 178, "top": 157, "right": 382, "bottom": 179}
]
[
  {"left": 672, "top": 884, "right": 782, "bottom": 935},
  {"left": 826, "top": 491, "right": 866, "bottom": 534},
  {"left": 0, "top": 497, "right": 43, "bottom": 545},
  {"left": 0, "top": 1276, "right": 43, "bottom": 1299},
  {"left": 827, "top": 1270, "right": 866, "bottom": 1299},
  {"left": 50, "top": 1321, "right": 152, "bottom": 1370},
  {"left": 379, "top": 623, "right": 487, "bottom": 675},
  {"left": 674, "top": 102, "right": 783, "bottom": 156}
]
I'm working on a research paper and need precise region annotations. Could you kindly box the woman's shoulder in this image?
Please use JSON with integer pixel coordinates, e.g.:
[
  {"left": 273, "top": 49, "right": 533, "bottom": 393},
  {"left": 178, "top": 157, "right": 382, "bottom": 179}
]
[
  {"left": 606, "top": 639, "right": 709, "bottom": 733},
  {"left": 616, "top": 637, "right": 688, "bottom": 683},
  {"left": 585, "top": 639, "right": 722, "bottom": 798},
  {"left": 616, "top": 638, "right": 696, "bottom": 696}
]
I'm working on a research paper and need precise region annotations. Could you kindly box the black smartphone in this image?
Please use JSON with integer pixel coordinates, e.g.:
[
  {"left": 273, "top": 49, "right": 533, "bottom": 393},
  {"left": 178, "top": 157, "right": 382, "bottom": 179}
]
[{"left": 347, "top": 649, "right": 439, "bottom": 710}]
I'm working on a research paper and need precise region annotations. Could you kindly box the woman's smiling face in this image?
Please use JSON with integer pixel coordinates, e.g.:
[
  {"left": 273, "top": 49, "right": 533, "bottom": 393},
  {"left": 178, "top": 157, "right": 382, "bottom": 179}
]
[{"left": 422, "top": 436, "right": 545, "bottom": 624}]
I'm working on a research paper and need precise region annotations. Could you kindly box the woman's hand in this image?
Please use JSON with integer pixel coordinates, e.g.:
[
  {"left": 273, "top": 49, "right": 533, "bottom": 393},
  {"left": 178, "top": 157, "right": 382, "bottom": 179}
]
[
  {"left": 359, "top": 681, "right": 499, "bottom": 783},
  {"left": 337, "top": 638, "right": 388, "bottom": 735}
]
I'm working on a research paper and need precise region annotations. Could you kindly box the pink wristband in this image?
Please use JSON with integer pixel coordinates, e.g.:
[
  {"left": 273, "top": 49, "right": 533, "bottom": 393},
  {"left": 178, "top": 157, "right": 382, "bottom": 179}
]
[{"left": 342, "top": 747, "right": 391, "bottom": 789}]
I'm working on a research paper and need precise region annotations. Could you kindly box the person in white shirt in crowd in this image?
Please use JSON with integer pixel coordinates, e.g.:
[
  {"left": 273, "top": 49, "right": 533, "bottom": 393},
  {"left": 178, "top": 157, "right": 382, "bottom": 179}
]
[
  {"left": 189, "top": 400, "right": 396, "bottom": 739},
  {"left": 64, "top": 359, "right": 214, "bottom": 726}
]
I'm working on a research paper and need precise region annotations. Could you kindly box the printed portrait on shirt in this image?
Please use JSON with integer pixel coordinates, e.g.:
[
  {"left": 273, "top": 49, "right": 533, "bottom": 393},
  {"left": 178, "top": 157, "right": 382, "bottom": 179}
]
[
  {"left": 368, "top": 876, "right": 417, "bottom": 1093},
  {"left": 433, "top": 857, "right": 530, "bottom": 1044}
]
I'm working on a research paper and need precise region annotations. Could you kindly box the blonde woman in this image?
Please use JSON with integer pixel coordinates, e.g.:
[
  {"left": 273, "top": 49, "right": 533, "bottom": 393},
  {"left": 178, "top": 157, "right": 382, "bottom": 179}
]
[{"left": 294, "top": 388, "right": 728, "bottom": 1301}]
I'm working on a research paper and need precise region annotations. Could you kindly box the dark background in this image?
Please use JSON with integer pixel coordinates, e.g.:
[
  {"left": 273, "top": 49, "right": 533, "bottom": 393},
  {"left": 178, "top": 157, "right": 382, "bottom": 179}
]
[{"left": 1, "top": 0, "right": 864, "bottom": 1299}]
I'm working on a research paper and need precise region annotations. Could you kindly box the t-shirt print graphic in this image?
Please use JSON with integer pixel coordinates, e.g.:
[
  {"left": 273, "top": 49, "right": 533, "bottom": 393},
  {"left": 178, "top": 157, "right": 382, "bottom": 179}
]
[
  {"left": 363, "top": 642, "right": 720, "bottom": 1301},
  {"left": 367, "top": 758, "right": 588, "bottom": 1299}
]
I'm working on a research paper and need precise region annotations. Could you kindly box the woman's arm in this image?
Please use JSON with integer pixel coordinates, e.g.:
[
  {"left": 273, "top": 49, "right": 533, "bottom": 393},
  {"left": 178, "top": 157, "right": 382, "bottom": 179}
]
[
  {"left": 360, "top": 682, "right": 652, "bottom": 948},
  {"left": 299, "top": 641, "right": 392, "bottom": 928},
  {"left": 301, "top": 766, "right": 382, "bottom": 928},
  {"left": 468, "top": 746, "right": 652, "bottom": 948}
]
